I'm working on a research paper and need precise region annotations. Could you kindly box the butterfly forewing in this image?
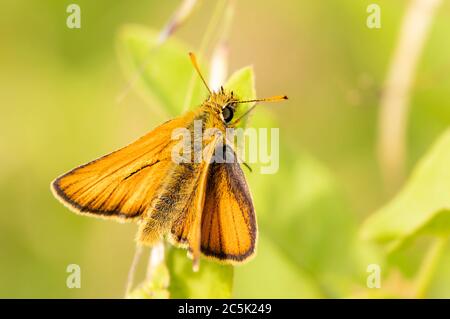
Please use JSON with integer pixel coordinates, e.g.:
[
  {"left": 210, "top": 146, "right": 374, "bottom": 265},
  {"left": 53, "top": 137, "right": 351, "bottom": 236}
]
[{"left": 51, "top": 112, "right": 197, "bottom": 220}]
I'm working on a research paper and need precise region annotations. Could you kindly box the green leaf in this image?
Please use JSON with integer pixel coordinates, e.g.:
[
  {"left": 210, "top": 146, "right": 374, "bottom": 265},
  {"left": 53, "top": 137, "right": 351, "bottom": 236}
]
[
  {"left": 117, "top": 24, "right": 205, "bottom": 117},
  {"left": 167, "top": 247, "right": 233, "bottom": 298},
  {"left": 117, "top": 25, "right": 257, "bottom": 123},
  {"left": 224, "top": 66, "right": 256, "bottom": 128},
  {"left": 225, "top": 66, "right": 256, "bottom": 101},
  {"left": 234, "top": 111, "right": 363, "bottom": 297},
  {"left": 427, "top": 242, "right": 450, "bottom": 298},
  {"left": 361, "top": 128, "right": 450, "bottom": 250},
  {"left": 233, "top": 233, "right": 323, "bottom": 298}
]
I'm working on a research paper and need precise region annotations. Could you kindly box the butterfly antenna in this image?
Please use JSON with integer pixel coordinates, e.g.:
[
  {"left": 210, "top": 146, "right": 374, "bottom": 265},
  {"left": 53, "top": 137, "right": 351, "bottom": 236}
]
[
  {"left": 189, "top": 52, "right": 211, "bottom": 94},
  {"left": 231, "top": 95, "right": 288, "bottom": 126},
  {"left": 236, "top": 95, "right": 288, "bottom": 105}
]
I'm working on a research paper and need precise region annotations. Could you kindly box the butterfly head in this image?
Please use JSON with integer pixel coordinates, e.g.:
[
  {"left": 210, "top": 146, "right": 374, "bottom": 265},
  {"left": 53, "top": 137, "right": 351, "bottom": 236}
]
[
  {"left": 189, "top": 52, "right": 288, "bottom": 126},
  {"left": 207, "top": 86, "right": 239, "bottom": 124}
]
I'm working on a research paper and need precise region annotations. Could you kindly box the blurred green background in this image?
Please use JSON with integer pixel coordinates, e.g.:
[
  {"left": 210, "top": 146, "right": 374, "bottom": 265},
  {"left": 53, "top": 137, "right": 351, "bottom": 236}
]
[{"left": 1, "top": 0, "right": 450, "bottom": 298}]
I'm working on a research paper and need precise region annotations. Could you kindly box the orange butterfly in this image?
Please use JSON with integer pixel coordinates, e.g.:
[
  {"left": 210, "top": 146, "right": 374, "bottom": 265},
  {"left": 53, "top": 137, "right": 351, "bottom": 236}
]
[{"left": 51, "top": 53, "right": 287, "bottom": 270}]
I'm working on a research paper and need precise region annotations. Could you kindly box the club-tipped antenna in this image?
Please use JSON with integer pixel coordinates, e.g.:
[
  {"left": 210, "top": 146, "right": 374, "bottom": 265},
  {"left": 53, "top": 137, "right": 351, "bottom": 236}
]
[
  {"left": 189, "top": 52, "right": 211, "bottom": 94},
  {"left": 235, "top": 95, "right": 288, "bottom": 105},
  {"left": 230, "top": 95, "right": 288, "bottom": 126}
]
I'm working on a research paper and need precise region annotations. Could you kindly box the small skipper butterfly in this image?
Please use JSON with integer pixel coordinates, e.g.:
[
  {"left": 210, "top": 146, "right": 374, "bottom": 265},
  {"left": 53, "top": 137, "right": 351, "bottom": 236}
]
[{"left": 51, "top": 53, "right": 287, "bottom": 270}]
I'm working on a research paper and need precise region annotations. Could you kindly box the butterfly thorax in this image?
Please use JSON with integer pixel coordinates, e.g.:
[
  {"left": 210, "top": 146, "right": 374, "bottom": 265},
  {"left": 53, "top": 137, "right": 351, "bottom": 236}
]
[{"left": 204, "top": 90, "right": 237, "bottom": 115}]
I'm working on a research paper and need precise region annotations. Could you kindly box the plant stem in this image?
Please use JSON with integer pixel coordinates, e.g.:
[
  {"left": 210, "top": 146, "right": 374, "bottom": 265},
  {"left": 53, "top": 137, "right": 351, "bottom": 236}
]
[
  {"left": 125, "top": 244, "right": 143, "bottom": 297},
  {"left": 146, "top": 241, "right": 165, "bottom": 281},
  {"left": 414, "top": 236, "right": 448, "bottom": 298},
  {"left": 377, "top": 0, "right": 442, "bottom": 193}
]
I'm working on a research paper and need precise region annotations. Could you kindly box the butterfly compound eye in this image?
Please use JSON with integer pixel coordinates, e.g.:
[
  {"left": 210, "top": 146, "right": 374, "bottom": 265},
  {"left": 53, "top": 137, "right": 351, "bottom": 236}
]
[{"left": 222, "top": 106, "right": 234, "bottom": 123}]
